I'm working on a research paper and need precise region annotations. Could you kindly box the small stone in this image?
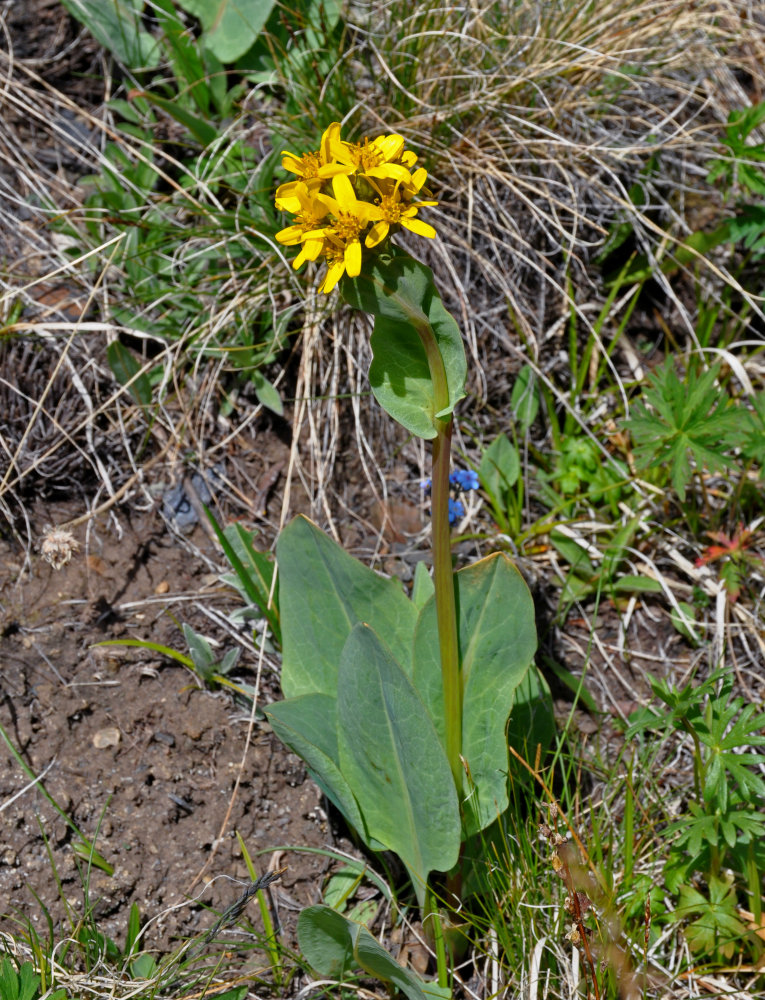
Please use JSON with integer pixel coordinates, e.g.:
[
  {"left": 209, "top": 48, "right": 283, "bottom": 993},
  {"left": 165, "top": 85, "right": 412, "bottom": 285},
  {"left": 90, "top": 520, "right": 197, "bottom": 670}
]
[{"left": 93, "top": 727, "right": 121, "bottom": 749}]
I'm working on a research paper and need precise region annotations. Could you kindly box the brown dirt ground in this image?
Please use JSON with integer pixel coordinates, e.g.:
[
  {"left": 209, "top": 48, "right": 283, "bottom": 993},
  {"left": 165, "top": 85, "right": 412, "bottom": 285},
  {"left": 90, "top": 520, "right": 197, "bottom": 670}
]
[{"left": 0, "top": 497, "right": 359, "bottom": 958}]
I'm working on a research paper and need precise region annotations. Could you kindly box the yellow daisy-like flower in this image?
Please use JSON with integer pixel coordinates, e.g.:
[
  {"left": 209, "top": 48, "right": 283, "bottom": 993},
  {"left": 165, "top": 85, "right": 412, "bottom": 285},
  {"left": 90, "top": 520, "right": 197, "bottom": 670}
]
[
  {"left": 275, "top": 182, "right": 330, "bottom": 270},
  {"left": 274, "top": 122, "right": 437, "bottom": 292},
  {"left": 309, "top": 174, "right": 384, "bottom": 291},
  {"left": 328, "top": 127, "right": 415, "bottom": 186},
  {"left": 281, "top": 122, "right": 348, "bottom": 185},
  {"left": 364, "top": 170, "right": 438, "bottom": 248}
]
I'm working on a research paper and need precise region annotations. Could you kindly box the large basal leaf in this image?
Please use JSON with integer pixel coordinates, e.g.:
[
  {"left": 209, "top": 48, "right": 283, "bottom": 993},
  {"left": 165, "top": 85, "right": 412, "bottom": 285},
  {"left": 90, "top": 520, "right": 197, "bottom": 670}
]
[
  {"left": 177, "top": 0, "right": 276, "bottom": 63},
  {"left": 342, "top": 248, "right": 467, "bottom": 439},
  {"left": 413, "top": 554, "right": 538, "bottom": 837},
  {"left": 337, "top": 624, "right": 460, "bottom": 904},
  {"left": 276, "top": 516, "right": 417, "bottom": 699},
  {"left": 62, "top": 0, "right": 160, "bottom": 68},
  {"left": 265, "top": 694, "right": 379, "bottom": 846},
  {"left": 298, "top": 905, "right": 450, "bottom": 1000},
  {"left": 506, "top": 665, "right": 554, "bottom": 777}
]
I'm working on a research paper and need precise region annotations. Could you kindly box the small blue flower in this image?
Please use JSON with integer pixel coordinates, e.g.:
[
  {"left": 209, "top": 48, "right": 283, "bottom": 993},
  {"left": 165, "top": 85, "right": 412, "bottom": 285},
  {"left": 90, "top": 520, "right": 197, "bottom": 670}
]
[
  {"left": 450, "top": 468, "right": 479, "bottom": 492},
  {"left": 461, "top": 469, "right": 480, "bottom": 491},
  {"left": 421, "top": 478, "right": 432, "bottom": 497},
  {"left": 448, "top": 498, "right": 465, "bottom": 524}
]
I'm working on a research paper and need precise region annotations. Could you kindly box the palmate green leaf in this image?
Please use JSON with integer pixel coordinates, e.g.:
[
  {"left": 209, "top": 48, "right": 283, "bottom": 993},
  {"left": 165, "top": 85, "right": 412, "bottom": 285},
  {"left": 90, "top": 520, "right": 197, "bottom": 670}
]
[
  {"left": 177, "top": 0, "right": 276, "bottom": 63},
  {"left": 342, "top": 247, "right": 467, "bottom": 439},
  {"left": 337, "top": 624, "right": 460, "bottom": 903},
  {"left": 277, "top": 516, "right": 417, "bottom": 698},
  {"left": 674, "top": 876, "right": 750, "bottom": 960},
  {"left": 719, "top": 804, "right": 765, "bottom": 849},
  {"left": 623, "top": 360, "right": 738, "bottom": 500},
  {"left": 667, "top": 797, "right": 765, "bottom": 859},
  {"left": 698, "top": 696, "right": 765, "bottom": 808},
  {"left": 666, "top": 800, "right": 718, "bottom": 856},
  {"left": 741, "top": 393, "right": 765, "bottom": 468}
]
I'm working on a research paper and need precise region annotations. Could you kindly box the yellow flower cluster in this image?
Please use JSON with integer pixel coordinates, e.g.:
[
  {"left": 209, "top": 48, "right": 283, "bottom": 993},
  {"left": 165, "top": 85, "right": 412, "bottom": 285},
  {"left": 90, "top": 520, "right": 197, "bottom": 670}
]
[{"left": 275, "top": 122, "right": 437, "bottom": 294}]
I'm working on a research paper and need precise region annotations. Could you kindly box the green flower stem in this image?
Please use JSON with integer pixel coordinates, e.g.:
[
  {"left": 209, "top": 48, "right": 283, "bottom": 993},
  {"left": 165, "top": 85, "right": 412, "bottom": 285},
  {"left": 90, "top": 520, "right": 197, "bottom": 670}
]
[
  {"left": 431, "top": 415, "right": 462, "bottom": 791},
  {"left": 415, "top": 320, "right": 462, "bottom": 794}
]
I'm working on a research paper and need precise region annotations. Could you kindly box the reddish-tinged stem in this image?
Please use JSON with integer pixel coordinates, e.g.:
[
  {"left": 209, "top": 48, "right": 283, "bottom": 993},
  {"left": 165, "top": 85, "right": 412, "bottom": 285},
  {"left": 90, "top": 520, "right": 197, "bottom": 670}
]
[{"left": 414, "top": 323, "right": 462, "bottom": 793}]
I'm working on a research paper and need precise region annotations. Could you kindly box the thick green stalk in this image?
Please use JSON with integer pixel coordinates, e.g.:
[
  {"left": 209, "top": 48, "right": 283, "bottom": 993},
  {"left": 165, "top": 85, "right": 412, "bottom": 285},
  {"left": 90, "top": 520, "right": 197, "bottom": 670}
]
[
  {"left": 431, "top": 415, "right": 462, "bottom": 790},
  {"left": 414, "top": 322, "right": 462, "bottom": 793}
]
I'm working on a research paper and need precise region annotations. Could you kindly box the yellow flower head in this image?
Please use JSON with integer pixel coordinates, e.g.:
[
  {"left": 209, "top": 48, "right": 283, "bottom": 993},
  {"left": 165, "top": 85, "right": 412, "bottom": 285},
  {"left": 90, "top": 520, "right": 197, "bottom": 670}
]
[
  {"left": 275, "top": 122, "right": 437, "bottom": 292},
  {"left": 280, "top": 123, "right": 348, "bottom": 184}
]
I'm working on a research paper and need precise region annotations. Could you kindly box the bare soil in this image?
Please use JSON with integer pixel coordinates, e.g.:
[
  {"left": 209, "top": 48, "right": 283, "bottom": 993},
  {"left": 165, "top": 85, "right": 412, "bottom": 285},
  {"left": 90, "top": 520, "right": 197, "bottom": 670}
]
[{"left": 0, "top": 499, "right": 355, "bottom": 957}]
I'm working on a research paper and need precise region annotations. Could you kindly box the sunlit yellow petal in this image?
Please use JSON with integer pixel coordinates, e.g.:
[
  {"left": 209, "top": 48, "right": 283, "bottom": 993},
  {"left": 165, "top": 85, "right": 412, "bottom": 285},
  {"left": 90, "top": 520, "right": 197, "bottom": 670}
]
[
  {"left": 303, "top": 237, "right": 325, "bottom": 261},
  {"left": 331, "top": 172, "right": 357, "bottom": 208},
  {"left": 366, "top": 163, "right": 413, "bottom": 184},
  {"left": 293, "top": 237, "right": 325, "bottom": 269},
  {"left": 365, "top": 221, "right": 389, "bottom": 248},
  {"left": 321, "top": 122, "right": 342, "bottom": 162},
  {"left": 317, "top": 162, "right": 353, "bottom": 179},
  {"left": 281, "top": 152, "right": 304, "bottom": 174},
  {"left": 374, "top": 134, "right": 405, "bottom": 161},
  {"left": 345, "top": 240, "right": 362, "bottom": 277},
  {"left": 276, "top": 224, "right": 305, "bottom": 245},
  {"left": 401, "top": 217, "right": 437, "bottom": 239},
  {"left": 410, "top": 167, "right": 428, "bottom": 191},
  {"left": 275, "top": 194, "right": 301, "bottom": 213},
  {"left": 320, "top": 258, "right": 345, "bottom": 294}
]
